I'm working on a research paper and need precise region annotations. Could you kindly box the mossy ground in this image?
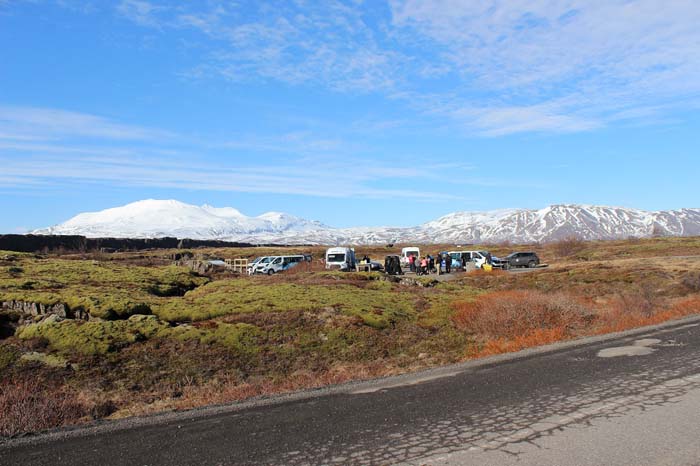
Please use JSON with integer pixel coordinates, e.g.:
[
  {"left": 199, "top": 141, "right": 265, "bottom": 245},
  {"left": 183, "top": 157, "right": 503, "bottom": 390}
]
[
  {"left": 1, "top": 237, "right": 700, "bottom": 436},
  {"left": 0, "top": 257, "right": 207, "bottom": 319},
  {"left": 156, "top": 278, "right": 416, "bottom": 328}
]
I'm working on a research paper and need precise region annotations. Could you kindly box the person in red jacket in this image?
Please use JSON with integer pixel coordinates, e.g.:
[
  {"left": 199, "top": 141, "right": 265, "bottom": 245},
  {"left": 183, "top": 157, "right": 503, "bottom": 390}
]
[{"left": 408, "top": 253, "right": 416, "bottom": 272}]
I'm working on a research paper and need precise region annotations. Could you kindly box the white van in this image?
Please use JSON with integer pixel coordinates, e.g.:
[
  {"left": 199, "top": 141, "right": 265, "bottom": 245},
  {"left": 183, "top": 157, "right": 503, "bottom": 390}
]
[
  {"left": 449, "top": 250, "right": 490, "bottom": 269},
  {"left": 400, "top": 247, "right": 420, "bottom": 266},
  {"left": 325, "top": 247, "right": 356, "bottom": 271},
  {"left": 255, "top": 255, "right": 308, "bottom": 275},
  {"left": 247, "top": 256, "right": 270, "bottom": 275}
]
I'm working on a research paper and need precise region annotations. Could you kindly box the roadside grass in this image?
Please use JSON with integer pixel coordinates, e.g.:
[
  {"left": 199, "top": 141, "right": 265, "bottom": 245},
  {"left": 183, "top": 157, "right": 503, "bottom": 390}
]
[
  {"left": 0, "top": 375, "right": 91, "bottom": 437},
  {"left": 595, "top": 295, "right": 700, "bottom": 333},
  {"left": 451, "top": 289, "right": 700, "bottom": 357}
]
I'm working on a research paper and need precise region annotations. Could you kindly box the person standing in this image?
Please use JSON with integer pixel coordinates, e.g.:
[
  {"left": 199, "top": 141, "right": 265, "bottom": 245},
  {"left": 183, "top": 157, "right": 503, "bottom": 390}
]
[
  {"left": 445, "top": 253, "right": 452, "bottom": 273},
  {"left": 408, "top": 253, "right": 416, "bottom": 273}
]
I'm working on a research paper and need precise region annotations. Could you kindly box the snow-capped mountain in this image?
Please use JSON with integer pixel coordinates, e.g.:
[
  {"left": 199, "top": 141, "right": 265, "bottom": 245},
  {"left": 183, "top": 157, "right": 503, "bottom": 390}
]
[
  {"left": 33, "top": 200, "right": 328, "bottom": 242},
  {"left": 33, "top": 199, "right": 700, "bottom": 245}
]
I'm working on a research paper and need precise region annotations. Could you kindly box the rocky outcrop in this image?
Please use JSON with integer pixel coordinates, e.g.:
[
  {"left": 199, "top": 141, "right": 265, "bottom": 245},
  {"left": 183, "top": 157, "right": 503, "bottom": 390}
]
[
  {"left": 177, "top": 259, "right": 231, "bottom": 275},
  {"left": 377, "top": 275, "right": 439, "bottom": 288},
  {"left": 1, "top": 300, "right": 93, "bottom": 339},
  {"left": 1, "top": 300, "right": 89, "bottom": 320}
]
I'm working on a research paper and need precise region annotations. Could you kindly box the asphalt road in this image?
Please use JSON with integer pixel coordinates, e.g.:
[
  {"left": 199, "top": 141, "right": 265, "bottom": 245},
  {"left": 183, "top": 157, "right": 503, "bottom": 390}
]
[{"left": 4, "top": 317, "right": 700, "bottom": 466}]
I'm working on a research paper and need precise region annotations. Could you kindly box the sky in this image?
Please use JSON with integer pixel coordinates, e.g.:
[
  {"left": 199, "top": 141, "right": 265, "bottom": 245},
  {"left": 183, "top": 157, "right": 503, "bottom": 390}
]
[{"left": 1, "top": 0, "right": 699, "bottom": 232}]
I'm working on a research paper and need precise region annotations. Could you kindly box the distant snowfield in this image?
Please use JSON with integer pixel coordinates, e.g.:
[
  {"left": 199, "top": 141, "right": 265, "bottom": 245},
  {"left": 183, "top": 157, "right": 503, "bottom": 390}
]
[{"left": 33, "top": 199, "right": 700, "bottom": 245}]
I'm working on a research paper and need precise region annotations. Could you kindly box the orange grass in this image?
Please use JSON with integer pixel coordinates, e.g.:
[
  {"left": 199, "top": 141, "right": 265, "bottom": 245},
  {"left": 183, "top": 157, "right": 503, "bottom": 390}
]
[
  {"left": 452, "top": 291, "right": 700, "bottom": 359},
  {"left": 595, "top": 296, "right": 700, "bottom": 334}
]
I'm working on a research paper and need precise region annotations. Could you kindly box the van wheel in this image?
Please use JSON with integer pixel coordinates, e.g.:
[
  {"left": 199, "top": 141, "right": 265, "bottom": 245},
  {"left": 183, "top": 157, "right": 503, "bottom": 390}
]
[
  {"left": 528, "top": 261, "right": 536, "bottom": 268},
  {"left": 267, "top": 269, "right": 275, "bottom": 275}
]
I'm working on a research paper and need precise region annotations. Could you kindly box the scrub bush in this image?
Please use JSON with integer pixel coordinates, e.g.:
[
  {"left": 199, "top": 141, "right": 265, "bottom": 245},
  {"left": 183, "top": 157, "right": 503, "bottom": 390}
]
[{"left": 452, "top": 290, "right": 594, "bottom": 339}]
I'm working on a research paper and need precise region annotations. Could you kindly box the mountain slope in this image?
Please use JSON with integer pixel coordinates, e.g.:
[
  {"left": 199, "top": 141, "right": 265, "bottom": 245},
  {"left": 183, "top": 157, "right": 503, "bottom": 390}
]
[{"left": 33, "top": 200, "right": 700, "bottom": 245}]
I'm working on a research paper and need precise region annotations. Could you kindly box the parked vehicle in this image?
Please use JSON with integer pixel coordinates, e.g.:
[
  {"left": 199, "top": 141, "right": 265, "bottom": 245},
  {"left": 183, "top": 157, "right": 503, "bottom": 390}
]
[
  {"left": 255, "top": 255, "right": 309, "bottom": 275},
  {"left": 443, "top": 251, "right": 465, "bottom": 269},
  {"left": 490, "top": 255, "right": 505, "bottom": 268},
  {"left": 356, "top": 255, "right": 384, "bottom": 272},
  {"left": 400, "top": 247, "right": 420, "bottom": 266},
  {"left": 449, "top": 250, "right": 490, "bottom": 269},
  {"left": 501, "top": 252, "right": 540, "bottom": 269},
  {"left": 247, "top": 256, "right": 269, "bottom": 275},
  {"left": 325, "top": 247, "right": 356, "bottom": 271}
]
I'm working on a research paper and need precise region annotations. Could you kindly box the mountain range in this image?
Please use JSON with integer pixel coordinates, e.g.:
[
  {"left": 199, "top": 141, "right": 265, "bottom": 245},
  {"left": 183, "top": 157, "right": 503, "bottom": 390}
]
[{"left": 33, "top": 199, "right": 700, "bottom": 245}]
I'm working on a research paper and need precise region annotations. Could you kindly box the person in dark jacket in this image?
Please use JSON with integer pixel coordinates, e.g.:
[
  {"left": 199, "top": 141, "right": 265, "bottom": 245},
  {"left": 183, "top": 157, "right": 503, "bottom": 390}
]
[
  {"left": 445, "top": 253, "right": 452, "bottom": 273},
  {"left": 427, "top": 255, "right": 434, "bottom": 274},
  {"left": 461, "top": 253, "right": 470, "bottom": 271}
]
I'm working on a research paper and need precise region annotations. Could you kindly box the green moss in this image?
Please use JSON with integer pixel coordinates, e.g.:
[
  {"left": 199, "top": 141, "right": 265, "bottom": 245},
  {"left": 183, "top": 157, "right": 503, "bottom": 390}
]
[
  {"left": 20, "top": 351, "right": 68, "bottom": 368},
  {"left": 0, "top": 344, "right": 20, "bottom": 370},
  {"left": 155, "top": 279, "right": 416, "bottom": 328},
  {"left": 17, "top": 315, "right": 169, "bottom": 356},
  {"left": 419, "top": 283, "right": 482, "bottom": 329},
  {"left": 365, "top": 280, "right": 392, "bottom": 291},
  {"left": 0, "top": 257, "right": 207, "bottom": 320},
  {"left": 314, "top": 271, "right": 384, "bottom": 281},
  {"left": 167, "top": 322, "right": 261, "bottom": 354}
]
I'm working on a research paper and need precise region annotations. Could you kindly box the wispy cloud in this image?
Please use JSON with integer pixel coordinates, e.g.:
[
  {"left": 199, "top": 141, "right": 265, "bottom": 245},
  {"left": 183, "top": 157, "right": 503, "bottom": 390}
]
[
  {"left": 390, "top": 0, "right": 700, "bottom": 134},
  {"left": 116, "top": 0, "right": 163, "bottom": 27},
  {"left": 0, "top": 104, "right": 470, "bottom": 201},
  {"left": 115, "top": 0, "right": 401, "bottom": 93},
  {"left": 109, "top": 0, "right": 700, "bottom": 135},
  {"left": 0, "top": 151, "right": 467, "bottom": 201},
  {"left": 0, "top": 105, "right": 171, "bottom": 141}
]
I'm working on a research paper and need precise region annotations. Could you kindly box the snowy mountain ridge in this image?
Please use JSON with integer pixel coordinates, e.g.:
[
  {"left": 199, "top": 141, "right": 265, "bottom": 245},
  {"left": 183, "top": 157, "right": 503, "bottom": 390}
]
[{"left": 33, "top": 199, "right": 700, "bottom": 245}]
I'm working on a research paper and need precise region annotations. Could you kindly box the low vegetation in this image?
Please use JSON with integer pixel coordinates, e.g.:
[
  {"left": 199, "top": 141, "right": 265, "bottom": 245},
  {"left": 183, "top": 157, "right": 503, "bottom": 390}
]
[
  {"left": 1, "top": 237, "right": 699, "bottom": 437},
  {"left": 0, "top": 255, "right": 207, "bottom": 319},
  {"left": 155, "top": 278, "right": 416, "bottom": 328}
]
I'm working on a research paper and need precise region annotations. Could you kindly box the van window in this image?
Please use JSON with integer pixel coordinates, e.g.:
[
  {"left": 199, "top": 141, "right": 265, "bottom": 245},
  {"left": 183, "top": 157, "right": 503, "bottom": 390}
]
[
  {"left": 272, "top": 257, "right": 282, "bottom": 264},
  {"left": 327, "top": 253, "right": 346, "bottom": 262}
]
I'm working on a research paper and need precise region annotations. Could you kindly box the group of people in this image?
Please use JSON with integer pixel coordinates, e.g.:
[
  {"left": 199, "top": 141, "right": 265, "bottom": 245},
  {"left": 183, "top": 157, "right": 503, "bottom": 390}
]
[{"left": 407, "top": 252, "right": 454, "bottom": 275}]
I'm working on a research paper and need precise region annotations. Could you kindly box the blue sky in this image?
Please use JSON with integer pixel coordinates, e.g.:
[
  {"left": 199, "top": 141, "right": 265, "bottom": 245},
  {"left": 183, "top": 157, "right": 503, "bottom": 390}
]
[{"left": 1, "top": 0, "right": 699, "bottom": 231}]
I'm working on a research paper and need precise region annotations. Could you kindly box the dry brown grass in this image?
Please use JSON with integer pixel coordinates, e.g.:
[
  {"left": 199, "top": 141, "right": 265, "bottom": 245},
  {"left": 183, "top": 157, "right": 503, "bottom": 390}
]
[
  {"left": 452, "top": 290, "right": 594, "bottom": 356},
  {"left": 0, "top": 377, "right": 90, "bottom": 437},
  {"left": 595, "top": 295, "right": 700, "bottom": 333},
  {"left": 682, "top": 272, "right": 700, "bottom": 292},
  {"left": 552, "top": 236, "right": 587, "bottom": 258},
  {"left": 452, "top": 290, "right": 594, "bottom": 339},
  {"left": 114, "top": 361, "right": 401, "bottom": 418},
  {"left": 451, "top": 289, "right": 700, "bottom": 358}
]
